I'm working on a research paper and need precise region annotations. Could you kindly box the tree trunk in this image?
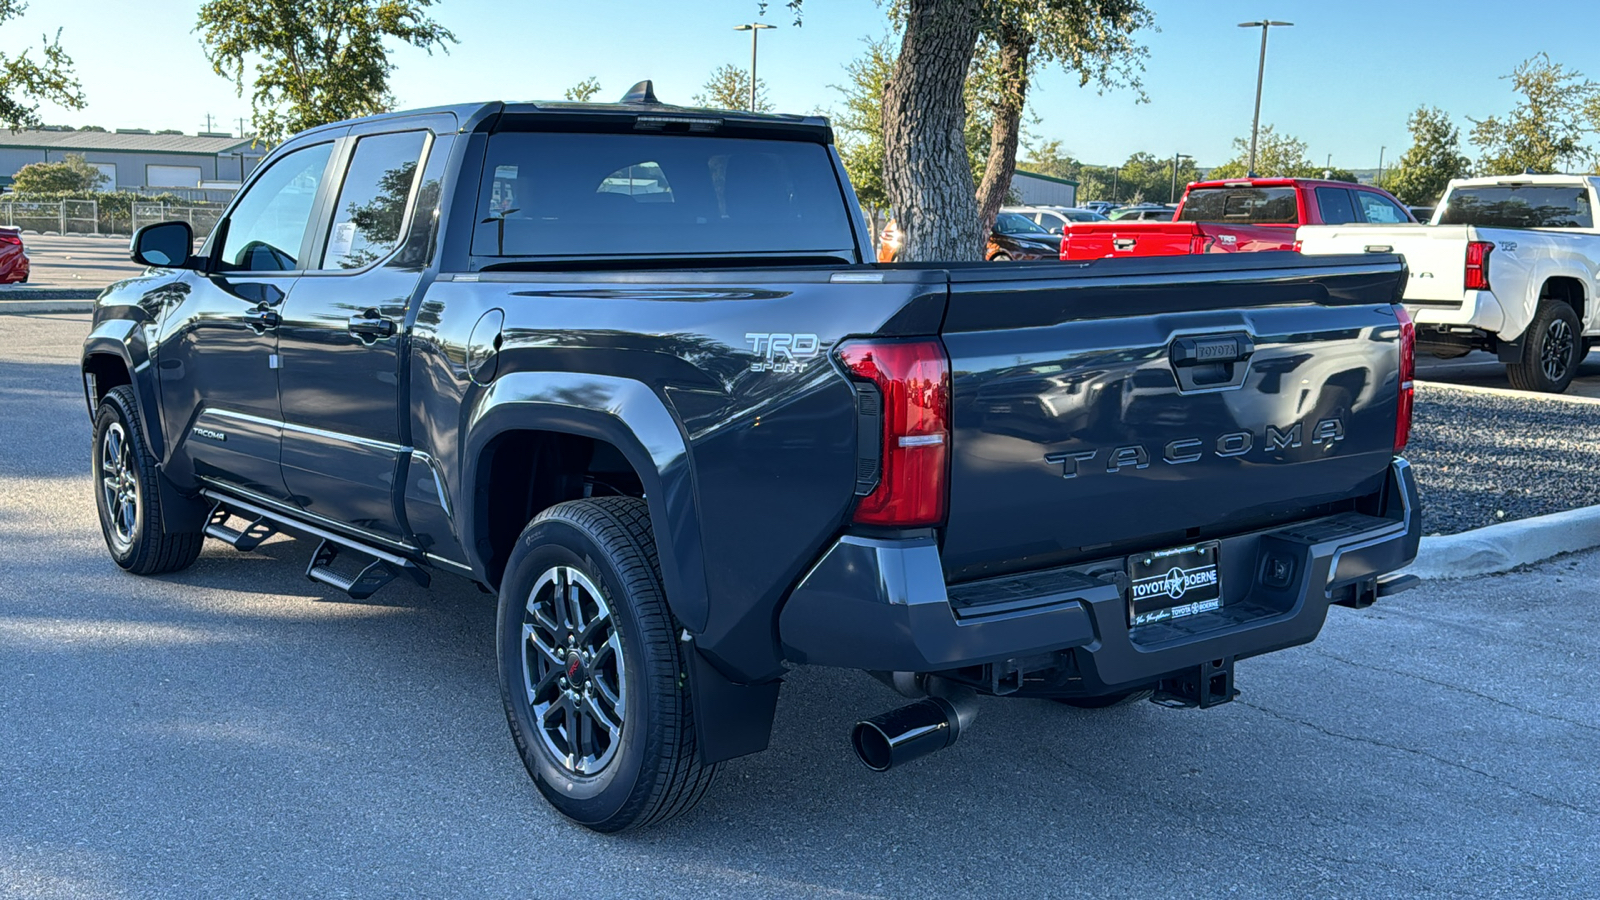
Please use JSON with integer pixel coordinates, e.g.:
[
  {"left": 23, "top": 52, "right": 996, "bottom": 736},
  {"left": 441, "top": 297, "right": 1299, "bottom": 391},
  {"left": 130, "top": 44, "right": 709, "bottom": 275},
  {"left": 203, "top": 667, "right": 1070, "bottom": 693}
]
[
  {"left": 975, "top": 24, "right": 1033, "bottom": 241},
  {"left": 881, "top": 0, "right": 983, "bottom": 262}
]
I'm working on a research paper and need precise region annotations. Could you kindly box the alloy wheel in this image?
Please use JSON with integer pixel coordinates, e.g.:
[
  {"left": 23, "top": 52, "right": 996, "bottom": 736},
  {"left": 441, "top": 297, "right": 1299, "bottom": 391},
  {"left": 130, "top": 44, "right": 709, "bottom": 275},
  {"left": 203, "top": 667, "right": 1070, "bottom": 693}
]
[
  {"left": 522, "top": 565, "right": 626, "bottom": 776},
  {"left": 99, "top": 422, "right": 138, "bottom": 554},
  {"left": 1541, "top": 317, "right": 1576, "bottom": 382}
]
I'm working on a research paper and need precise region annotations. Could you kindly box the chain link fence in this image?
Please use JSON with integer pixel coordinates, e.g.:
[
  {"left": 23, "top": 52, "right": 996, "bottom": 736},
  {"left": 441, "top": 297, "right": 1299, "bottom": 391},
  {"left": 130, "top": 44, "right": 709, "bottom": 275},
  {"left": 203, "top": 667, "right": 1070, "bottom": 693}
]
[
  {"left": 131, "top": 202, "right": 225, "bottom": 239},
  {"left": 0, "top": 199, "right": 101, "bottom": 235}
]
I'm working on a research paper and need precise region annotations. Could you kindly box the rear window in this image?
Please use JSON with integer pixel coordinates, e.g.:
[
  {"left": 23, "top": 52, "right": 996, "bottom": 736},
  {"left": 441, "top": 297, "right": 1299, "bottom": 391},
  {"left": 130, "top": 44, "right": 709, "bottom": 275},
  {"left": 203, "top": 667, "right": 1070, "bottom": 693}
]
[
  {"left": 1178, "top": 187, "right": 1298, "bottom": 224},
  {"left": 472, "top": 132, "right": 855, "bottom": 258},
  {"left": 1439, "top": 185, "right": 1593, "bottom": 228}
]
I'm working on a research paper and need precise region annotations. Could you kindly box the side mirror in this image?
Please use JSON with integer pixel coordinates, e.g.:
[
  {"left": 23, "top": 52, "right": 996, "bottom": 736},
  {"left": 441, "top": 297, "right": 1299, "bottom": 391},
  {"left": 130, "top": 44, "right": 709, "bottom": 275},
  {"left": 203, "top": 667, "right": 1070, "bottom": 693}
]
[{"left": 130, "top": 220, "right": 196, "bottom": 269}]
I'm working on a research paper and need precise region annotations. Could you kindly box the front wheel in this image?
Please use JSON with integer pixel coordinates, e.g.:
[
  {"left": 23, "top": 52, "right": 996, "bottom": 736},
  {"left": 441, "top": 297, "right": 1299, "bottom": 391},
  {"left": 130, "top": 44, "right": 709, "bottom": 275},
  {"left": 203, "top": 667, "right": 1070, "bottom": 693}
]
[
  {"left": 496, "top": 496, "right": 717, "bottom": 832},
  {"left": 1507, "top": 301, "right": 1583, "bottom": 393},
  {"left": 92, "top": 385, "right": 203, "bottom": 574}
]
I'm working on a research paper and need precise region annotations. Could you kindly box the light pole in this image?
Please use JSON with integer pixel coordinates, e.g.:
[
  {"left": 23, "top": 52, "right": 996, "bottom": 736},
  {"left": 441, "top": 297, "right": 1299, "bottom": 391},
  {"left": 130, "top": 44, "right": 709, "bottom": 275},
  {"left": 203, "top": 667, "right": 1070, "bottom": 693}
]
[
  {"left": 733, "top": 23, "right": 776, "bottom": 112},
  {"left": 1238, "top": 19, "right": 1292, "bottom": 176},
  {"left": 1377, "top": 146, "right": 1386, "bottom": 185},
  {"left": 1170, "top": 153, "right": 1192, "bottom": 203}
]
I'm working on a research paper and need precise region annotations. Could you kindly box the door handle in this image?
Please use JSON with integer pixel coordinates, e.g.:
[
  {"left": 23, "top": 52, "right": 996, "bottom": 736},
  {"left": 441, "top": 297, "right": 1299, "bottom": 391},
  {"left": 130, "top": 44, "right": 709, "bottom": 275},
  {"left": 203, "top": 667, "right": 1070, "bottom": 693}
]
[
  {"left": 348, "top": 309, "right": 396, "bottom": 339},
  {"left": 243, "top": 306, "right": 280, "bottom": 330}
]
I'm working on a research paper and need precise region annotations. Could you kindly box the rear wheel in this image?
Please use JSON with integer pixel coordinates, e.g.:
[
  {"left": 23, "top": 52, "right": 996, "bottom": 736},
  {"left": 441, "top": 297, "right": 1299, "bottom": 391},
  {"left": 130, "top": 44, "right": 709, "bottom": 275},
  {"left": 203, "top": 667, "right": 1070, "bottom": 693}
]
[
  {"left": 496, "top": 496, "right": 716, "bottom": 832},
  {"left": 1507, "top": 301, "right": 1583, "bottom": 393},
  {"left": 92, "top": 385, "right": 203, "bottom": 574}
]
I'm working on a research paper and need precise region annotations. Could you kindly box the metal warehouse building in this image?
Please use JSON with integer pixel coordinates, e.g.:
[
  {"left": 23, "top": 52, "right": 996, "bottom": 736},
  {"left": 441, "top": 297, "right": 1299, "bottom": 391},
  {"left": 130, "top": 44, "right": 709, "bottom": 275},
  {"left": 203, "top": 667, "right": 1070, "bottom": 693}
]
[
  {"left": 0, "top": 129, "right": 265, "bottom": 193},
  {"left": 1011, "top": 170, "right": 1079, "bottom": 207}
]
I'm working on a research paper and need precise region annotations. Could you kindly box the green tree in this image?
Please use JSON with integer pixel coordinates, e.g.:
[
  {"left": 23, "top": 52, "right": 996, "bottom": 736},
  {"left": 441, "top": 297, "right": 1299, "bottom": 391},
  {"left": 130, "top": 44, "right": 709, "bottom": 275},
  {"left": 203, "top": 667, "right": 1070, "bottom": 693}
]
[
  {"left": 0, "top": 1, "right": 85, "bottom": 129},
  {"left": 1469, "top": 54, "right": 1595, "bottom": 175},
  {"left": 1380, "top": 106, "right": 1470, "bottom": 206},
  {"left": 1207, "top": 125, "right": 1316, "bottom": 179},
  {"left": 972, "top": 1, "right": 1154, "bottom": 239},
  {"left": 830, "top": 35, "right": 896, "bottom": 225},
  {"left": 1019, "top": 137, "right": 1076, "bottom": 180},
  {"left": 564, "top": 77, "right": 602, "bottom": 102},
  {"left": 197, "top": 0, "right": 457, "bottom": 146},
  {"left": 694, "top": 63, "right": 770, "bottom": 112},
  {"left": 11, "top": 153, "right": 103, "bottom": 192}
]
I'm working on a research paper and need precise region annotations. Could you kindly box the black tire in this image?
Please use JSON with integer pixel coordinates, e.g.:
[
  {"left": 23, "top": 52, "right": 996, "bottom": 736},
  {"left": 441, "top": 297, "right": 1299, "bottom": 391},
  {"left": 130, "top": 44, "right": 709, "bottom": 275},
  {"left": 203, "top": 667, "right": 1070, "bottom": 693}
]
[
  {"left": 1054, "top": 690, "right": 1153, "bottom": 709},
  {"left": 1507, "top": 301, "right": 1583, "bottom": 393},
  {"left": 990, "top": 251, "right": 1013, "bottom": 262},
  {"left": 495, "top": 496, "right": 716, "bottom": 832},
  {"left": 92, "top": 385, "right": 203, "bottom": 575}
]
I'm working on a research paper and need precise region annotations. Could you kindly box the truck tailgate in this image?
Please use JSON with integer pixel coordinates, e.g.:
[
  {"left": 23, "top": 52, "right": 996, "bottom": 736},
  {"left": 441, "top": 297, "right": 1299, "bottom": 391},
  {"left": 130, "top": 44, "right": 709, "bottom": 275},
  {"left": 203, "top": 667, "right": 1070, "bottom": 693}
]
[
  {"left": 1061, "top": 222, "right": 1199, "bottom": 260},
  {"left": 1297, "top": 224, "right": 1470, "bottom": 303},
  {"left": 938, "top": 253, "right": 1407, "bottom": 581}
]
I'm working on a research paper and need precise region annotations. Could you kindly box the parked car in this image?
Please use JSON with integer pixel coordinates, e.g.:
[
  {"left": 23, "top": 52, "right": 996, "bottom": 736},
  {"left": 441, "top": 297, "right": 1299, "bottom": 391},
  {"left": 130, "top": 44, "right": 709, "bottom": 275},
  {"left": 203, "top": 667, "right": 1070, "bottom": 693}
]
[
  {"left": 989, "top": 210, "right": 1064, "bottom": 260},
  {"left": 0, "top": 226, "right": 29, "bottom": 283},
  {"left": 1108, "top": 205, "right": 1175, "bottom": 222},
  {"left": 1063, "top": 178, "right": 1415, "bottom": 261},
  {"left": 1081, "top": 200, "right": 1118, "bottom": 215},
  {"left": 82, "top": 85, "right": 1421, "bottom": 833},
  {"left": 1299, "top": 174, "right": 1600, "bottom": 392},
  {"left": 1004, "top": 204, "right": 1109, "bottom": 233},
  {"left": 878, "top": 211, "right": 1064, "bottom": 262}
]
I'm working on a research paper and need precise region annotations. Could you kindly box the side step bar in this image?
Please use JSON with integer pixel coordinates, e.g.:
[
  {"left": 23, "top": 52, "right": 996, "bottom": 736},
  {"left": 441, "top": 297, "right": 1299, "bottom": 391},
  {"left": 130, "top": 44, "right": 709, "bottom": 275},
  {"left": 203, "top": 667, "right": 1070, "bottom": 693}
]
[{"left": 200, "top": 490, "right": 429, "bottom": 599}]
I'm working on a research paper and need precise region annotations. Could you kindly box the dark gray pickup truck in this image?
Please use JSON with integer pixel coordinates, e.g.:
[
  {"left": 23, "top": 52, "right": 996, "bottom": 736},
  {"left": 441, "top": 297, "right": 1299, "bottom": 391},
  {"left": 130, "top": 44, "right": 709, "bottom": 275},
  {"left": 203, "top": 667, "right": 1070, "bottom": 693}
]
[{"left": 82, "top": 83, "right": 1421, "bottom": 831}]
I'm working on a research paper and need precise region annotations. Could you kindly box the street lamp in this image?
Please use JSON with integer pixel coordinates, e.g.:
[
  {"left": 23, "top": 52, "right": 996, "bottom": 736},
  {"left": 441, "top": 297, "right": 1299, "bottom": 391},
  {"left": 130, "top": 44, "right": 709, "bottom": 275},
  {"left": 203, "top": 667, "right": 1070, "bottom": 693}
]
[
  {"left": 733, "top": 23, "right": 776, "bottom": 112},
  {"left": 1238, "top": 19, "right": 1292, "bottom": 176},
  {"left": 1170, "top": 153, "right": 1192, "bottom": 203}
]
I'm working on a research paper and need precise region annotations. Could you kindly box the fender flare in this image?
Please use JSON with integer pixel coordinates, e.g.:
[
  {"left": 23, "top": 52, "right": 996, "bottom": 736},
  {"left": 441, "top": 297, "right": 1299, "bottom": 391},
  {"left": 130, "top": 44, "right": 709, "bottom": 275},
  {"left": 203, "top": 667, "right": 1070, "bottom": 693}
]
[
  {"left": 81, "top": 318, "right": 164, "bottom": 459},
  {"left": 461, "top": 371, "right": 711, "bottom": 634}
]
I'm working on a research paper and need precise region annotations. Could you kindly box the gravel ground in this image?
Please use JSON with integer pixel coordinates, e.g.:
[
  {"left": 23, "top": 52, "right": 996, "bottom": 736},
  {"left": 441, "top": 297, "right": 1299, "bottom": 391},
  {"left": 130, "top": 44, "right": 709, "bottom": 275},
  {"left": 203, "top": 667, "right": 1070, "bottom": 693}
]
[{"left": 1407, "top": 383, "right": 1600, "bottom": 535}]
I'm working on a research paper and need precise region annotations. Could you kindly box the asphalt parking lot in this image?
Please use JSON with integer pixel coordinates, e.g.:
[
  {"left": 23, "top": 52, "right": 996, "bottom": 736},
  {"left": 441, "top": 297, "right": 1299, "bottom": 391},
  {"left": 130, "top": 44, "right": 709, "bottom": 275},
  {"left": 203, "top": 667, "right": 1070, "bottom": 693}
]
[
  {"left": 2, "top": 312, "right": 1598, "bottom": 898},
  {"left": 6, "top": 234, "right": 142, "bottom": 291}
]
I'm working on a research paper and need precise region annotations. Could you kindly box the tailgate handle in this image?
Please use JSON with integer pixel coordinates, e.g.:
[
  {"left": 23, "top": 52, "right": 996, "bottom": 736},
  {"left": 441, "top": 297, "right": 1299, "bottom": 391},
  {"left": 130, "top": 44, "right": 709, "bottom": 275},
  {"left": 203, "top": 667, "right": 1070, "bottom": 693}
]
[
  {"left": 1113, "top": 238, "right": 1136, "bottom": 251},
  {"left": 1171, "top": 335, "right": 1255, "bottom": 367}
]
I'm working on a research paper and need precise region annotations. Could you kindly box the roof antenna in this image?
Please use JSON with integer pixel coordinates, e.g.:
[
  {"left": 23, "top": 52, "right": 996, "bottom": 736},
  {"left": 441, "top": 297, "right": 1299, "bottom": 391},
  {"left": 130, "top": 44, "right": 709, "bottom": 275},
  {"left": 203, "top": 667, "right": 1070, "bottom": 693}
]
[{"left": 621, "top": 81, "right": 660, "bottom": 104}]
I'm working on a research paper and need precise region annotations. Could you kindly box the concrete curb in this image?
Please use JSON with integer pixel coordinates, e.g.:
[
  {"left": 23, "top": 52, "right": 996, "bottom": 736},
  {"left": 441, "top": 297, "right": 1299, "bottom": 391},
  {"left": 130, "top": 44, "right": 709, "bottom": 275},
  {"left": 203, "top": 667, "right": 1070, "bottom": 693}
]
[
  {"left": 1415, "top": 379, "right": 1600, "bottom": 406},
  {"left": 0, "top": 288, "right": 99, "bottom": 314},
  {"left": 0, "top": 299, "right": 95, "bottom": 314},
  {"left": 1403, "top": 503, "right": 1600, "bottom": 580}
]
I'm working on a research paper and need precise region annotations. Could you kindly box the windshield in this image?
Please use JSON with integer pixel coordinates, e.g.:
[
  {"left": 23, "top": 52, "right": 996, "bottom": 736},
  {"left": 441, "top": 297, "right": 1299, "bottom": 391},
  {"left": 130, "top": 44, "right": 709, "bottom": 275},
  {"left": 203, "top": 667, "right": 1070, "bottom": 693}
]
[
  {"left": 1439, "top": 184, "right": 1593, "bottom": 229},
  {"left": 1178, "top": 187, "right": 1298, "bottom": 224},
  {"left": 995, "top": 212, "right": 1049, "bottom": 234},
  {"left": 471, "top": 132, "right": 856, "bottom": 258}
]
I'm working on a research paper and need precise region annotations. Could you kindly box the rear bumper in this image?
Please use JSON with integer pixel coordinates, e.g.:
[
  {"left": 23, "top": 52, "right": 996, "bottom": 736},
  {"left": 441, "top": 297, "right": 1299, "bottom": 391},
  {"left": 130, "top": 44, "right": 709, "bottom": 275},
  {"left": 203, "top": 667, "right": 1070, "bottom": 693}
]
[
  {"left": 1407, "top": 290, "right": 1507, "bottom": 335},
  {"left": 779, "top": 458, "right": 1421, "bottom": 686}
]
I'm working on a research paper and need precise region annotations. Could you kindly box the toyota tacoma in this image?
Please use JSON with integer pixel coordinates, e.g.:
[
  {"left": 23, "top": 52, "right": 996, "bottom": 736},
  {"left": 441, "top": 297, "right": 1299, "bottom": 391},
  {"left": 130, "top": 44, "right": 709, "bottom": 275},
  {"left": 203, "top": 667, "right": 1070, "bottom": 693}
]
[{"left": 82, "top": 84, "right": 1421, "bottom": 832}]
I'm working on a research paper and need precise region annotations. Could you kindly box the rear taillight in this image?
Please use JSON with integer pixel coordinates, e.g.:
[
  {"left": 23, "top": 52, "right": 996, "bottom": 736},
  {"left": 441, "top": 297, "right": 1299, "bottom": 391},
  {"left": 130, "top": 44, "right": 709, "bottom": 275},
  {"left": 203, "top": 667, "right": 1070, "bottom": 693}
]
[
  {"left": 0, "top": 231, "right": 19, "bottom": 246},
  {"left": 1394, "top": 305, "right": 1415, "bottom": 454},
  {"left": 836, "top": 339, "right": 950, "bottom": 527},
  {"left": 1189, "top": 234, "right": 1207, "bottom": 254},
  {"left": 1465, "top": 240, "right": 1492, "bottom": 291},
  {"left": 1292, "top": 239, "right": 1303, "bottom": 252}
]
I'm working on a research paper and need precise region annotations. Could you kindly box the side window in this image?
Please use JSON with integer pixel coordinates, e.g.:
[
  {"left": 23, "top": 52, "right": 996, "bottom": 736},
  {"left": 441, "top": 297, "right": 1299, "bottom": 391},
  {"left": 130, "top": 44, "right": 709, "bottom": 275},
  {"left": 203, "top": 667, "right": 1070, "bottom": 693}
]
[
  {"left": 1315, "top": 188, "right": 1357, "bottom": 225},
  {"left": 320, "top": 131, "right": 428, "bottom": 270},
  {"left": 1356, "top": 191, "right": 1411, "bottom": 224},
  {"left": 394, "top": 134, "right": 454, "bottom": 269},
  {"left": 218, "top": 142, "right": 334, "bottom": 272}
]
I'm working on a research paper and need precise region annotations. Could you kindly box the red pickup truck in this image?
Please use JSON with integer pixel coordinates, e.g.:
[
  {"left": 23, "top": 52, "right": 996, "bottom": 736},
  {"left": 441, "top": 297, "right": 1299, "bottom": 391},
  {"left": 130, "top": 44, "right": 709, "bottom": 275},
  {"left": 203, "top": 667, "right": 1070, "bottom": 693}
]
[{"left": 1060, "top": 178, "right": 1415, "bottom": 261}]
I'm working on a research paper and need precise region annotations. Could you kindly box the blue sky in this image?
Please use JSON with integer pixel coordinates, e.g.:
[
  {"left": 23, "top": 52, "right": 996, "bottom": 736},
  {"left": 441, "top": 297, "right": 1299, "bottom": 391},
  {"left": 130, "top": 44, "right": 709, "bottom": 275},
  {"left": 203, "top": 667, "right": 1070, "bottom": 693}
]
[{"left": 21, "top": 0, "right": 1600, "bottom": 169}]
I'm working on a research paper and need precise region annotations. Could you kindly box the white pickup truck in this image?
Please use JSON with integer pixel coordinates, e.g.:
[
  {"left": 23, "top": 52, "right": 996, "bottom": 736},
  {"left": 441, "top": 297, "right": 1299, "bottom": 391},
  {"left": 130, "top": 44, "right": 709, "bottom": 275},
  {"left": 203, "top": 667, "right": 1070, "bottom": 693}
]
[{"left": 1297, "top": 174, "right": 1600, "bottom": 392}]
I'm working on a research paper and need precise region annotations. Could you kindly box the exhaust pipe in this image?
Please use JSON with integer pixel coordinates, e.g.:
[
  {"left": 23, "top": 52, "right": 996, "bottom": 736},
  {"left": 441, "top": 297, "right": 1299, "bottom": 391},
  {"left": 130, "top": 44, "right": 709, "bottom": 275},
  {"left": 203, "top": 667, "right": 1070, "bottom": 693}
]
[{"left": 851, "top": 679, "right": 977, "bottom": 772}]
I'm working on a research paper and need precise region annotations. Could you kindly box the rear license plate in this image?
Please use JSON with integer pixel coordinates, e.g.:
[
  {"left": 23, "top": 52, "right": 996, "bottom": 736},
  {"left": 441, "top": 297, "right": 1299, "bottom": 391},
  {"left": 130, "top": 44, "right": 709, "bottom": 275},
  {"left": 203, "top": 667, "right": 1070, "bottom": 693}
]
[{"left": 1127, "top": 542, "right": 1221, "bottom": 627}]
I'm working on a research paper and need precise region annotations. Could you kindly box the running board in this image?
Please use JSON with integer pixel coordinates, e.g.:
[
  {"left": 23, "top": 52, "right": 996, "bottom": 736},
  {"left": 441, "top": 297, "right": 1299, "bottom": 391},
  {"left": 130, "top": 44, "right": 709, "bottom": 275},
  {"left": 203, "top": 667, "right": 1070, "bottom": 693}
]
[
  {"left": 205, "top": 502, "right": 280, "bottom": 551},
  {"left": 199, "top": 490, "right": 430, "bottom": 599}
]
